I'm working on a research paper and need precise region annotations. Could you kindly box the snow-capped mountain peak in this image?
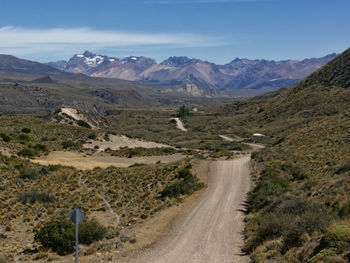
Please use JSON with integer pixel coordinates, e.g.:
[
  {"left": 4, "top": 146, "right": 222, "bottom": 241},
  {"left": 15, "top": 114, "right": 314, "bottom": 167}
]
[{"left": 71, "top": 51, "right": 118, "bottom": 67}]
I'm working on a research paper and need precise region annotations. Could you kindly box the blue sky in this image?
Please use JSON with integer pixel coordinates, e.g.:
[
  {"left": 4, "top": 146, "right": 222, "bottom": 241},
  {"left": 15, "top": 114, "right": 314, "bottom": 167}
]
[{"left": 0, "top": 0, "right": 349, "bottom": 64}]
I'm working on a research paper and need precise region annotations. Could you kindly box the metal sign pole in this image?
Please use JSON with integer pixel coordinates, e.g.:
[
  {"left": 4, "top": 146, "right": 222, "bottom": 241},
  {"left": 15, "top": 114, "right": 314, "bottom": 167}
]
[
  {"left": 75, "top": 208, "right": 79, "bottom": 263},
  {"left": 69, "top": 207, "right": 85, "bottom": 263}
]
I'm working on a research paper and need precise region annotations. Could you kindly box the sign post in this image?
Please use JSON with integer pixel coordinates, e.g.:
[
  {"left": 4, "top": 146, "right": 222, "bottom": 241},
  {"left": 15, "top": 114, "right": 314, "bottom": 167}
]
[{"left": 69, "top": 207, "right": 86, "bottom": 263}]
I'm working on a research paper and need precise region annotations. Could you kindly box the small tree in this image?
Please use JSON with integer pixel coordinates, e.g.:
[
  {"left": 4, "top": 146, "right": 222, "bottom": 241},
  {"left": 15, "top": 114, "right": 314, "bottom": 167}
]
[{"left": 178, "top": 105, "right": 190, "bottom": 118}]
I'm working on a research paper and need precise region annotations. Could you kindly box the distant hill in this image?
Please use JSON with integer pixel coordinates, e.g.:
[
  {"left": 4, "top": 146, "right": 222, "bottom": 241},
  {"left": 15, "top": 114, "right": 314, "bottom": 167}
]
[
  {"left": 47, "top": 51, "right": 337, "bottom": 91},
  {"left": 0, "top": 54, "right": 66, "bottom": 76},
  {"left": 257, "top": 48, "right": 350, "bottom": 120}
]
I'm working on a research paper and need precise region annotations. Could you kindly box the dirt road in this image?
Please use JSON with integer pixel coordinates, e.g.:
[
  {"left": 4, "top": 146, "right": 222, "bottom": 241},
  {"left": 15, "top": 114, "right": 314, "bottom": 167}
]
[
  {"left": 119, "top": 157, "right": 251, "bottom": 263},
  {"left": 219, "top": 134, "right": 264, "bottom": 152},
  {"left": 173, "top": 117, "right": 188, "bottom": 131}
]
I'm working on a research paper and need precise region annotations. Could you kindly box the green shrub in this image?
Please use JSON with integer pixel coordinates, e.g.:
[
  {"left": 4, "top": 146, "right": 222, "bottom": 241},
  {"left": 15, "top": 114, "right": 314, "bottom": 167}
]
[
  {"left": 281, "top": 163, "right": 305, "bottom": 180},
  {"left": 78, "top": 220, "right": 107, "bottom": 245},
  {"left": 129, "top": 163, "right": 146, "bottom": 167},
  {"left": 76, "top": 120, "right": 91, "bottom": 129},
  {"left": 61, "top": 140, "right": 76, "bottom": 149},
  {"left": 34, "top": 218, "right": 107, "bottom": 255},
  {"left": 273, "top": 199, "right": 308, "bottom": 215},
  {"left": 19, "top": 191, "right": 57, "bottom": 204},
  {"left": 338, "top": 202, "right": 350, "bottom": 217},
  {"left": 178, "top": 168, "right": 192, "bottom": 179},
  {"left": 319, "top": 225, "right": 350, "bottom": 252},
  {"left": 48, "top": 165, "right": 62, "bottom": 171},
  {"left": 247, "top": 168, "right": 290, "bottom": 212},
  {"left": 19, "top": 168, "right": 39, "bottom": 180},
  {"left": 87, "top": 133, "right": 97, "bottom": 140},
  {"left": 33, "top": 144, "right": 48, "bottom": 152},
  {"left": 0, "top": 133, "right": 11, "bottom": 142},
  {"left": 18, "top": 148, "right": 35, "bottom": 158},
  {"left": 19, "top": 134, "right": 31, "bottom": 142},
  {"left": 34, "top": 218, "right": 75, "bottom": 255},
  {"left": 21, "top": 127, "right": 31, "bottom": 133},
  {"left": 308, "top": 248, "right": 338, "bottom": 263},
  {"left": 161, "top": 172, "right": 204, "bottom": 199},
  {"left": 335, "top": 164, "right": 350, "bottom": 174},
  {"left": 309, "top": 225, "right": 350, "bottom": 262},
  {"left": 246, "top": 200, "right": 333, "bottom": 253}
]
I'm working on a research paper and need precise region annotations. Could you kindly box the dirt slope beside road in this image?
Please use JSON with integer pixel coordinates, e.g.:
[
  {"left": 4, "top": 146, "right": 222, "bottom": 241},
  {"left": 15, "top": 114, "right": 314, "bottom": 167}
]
[{"left": 118, "top": 157, "right": 251, "bottom": 263}]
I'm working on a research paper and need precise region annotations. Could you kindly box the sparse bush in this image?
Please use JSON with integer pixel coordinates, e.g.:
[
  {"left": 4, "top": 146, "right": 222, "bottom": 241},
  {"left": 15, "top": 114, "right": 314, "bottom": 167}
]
[
  {"left": 19, "top": 168, "right": 39, "bottom": 180},
  {"left": 21, "top": 127, "right": 31, "bottom": 133},
  {"left": 61, "top": 140, "right": 76, "bottom": 149},
  {"left": 34, "top": 218, "right": 74, "bottom": 255},
  {"left": 19, "top": 191, "right": 57, "bottom": 204},
  {"left": 251, "top": 151, "right": 264, "bottom": 162},
  {"left": 108, "top": 147, "right": 176, "bottom": 157},
  {"left": 129, "top": 163, "right": 146, "bottom": 167},
  {"left": 19, "top": 134, "right": 31, "bottom": 142},
  {"left": 39, "top": 166, "right": 49, "bottom": 175},
  {"left": 34, "top": 218, "right": 107, "bottom": 255},
  {"left": 161, "top": 172, "right": 204, "bottom": 199},
  {"left": 247, "top": 168, "right": 290, "bottom": 211},
  {"left": 310, "top": 225, "right": 350, "bottom": 262},
  {"left": 318, "top": 225, "right": 350, "bottom": 253},
  {"left": 48, "top": 164, "right": 62, "bottom": 171},
  {"left": 335, "top": 164, "right": 350, "bottom": 174},
  {"left": 77, "top": 120, "right": 91, "bottom": 129},
  {"left": 178, "top": 168, "right": 192, "bottom": 179},
  {"left": 33, "top": 144, "right": 48, "bottom": 152},
  {"left": 0, "top": 133, "right": 11, "bottom": 142},
  {"left": 338, "top": 202, "right": 350, "bottom": 217},
  {"left": 78, "top": 219, "right": 107, "bottom": 245},
  {"left": 245, "top": 200, "right": 333, "bottom": 253},
  {"left": 273, "top": 199, "right": 308, "bottom": 215},
  {"left": 281, "top": 163, "right": 305, "bottom": 180},
  {"left": 18, "top": 148, "right": 35, "bottom": 158},
  {"left": 88, "top": 133, "right": 97, "bottom": 140},
  {"left": 308, "top": 248, "right": 338, "bottom": 263}
]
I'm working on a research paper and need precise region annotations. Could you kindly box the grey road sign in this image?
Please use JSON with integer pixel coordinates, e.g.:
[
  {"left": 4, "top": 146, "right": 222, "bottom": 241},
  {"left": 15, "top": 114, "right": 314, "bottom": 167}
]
[{"left": 69, "top": 207, "right": 86, "bottom": 224}]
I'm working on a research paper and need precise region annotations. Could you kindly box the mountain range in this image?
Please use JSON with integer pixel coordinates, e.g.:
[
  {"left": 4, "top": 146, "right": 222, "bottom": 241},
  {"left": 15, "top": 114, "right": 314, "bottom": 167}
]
[
  {"left": 48, "top": 51, "right": 337, "bottom": 91},
  {"left": 0, "top": 54, "right": 224, "bottom": 114}
]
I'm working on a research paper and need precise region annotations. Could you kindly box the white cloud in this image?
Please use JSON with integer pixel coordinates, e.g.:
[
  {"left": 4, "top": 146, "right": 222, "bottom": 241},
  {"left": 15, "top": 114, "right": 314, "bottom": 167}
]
[{"left": 0, "top": 26, "right": 224, "bottom": 61}]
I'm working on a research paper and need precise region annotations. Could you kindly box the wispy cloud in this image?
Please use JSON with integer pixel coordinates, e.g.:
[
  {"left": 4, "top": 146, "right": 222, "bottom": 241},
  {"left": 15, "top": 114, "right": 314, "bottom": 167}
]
[{"left": 0, "top": 26, "right": 225, "bottom": 61}]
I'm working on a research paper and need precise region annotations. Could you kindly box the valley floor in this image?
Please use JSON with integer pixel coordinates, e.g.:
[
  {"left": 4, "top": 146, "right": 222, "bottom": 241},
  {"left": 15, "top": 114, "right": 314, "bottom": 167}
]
[{"left": 32, "top": 151, "right": 184, "bottom": 169}]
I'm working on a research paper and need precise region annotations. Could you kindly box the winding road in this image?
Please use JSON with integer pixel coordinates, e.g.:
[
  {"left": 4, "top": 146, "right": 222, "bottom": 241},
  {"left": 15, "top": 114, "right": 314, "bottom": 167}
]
[{"left": 119, "top": 157, "right": 251, "bottom": 263}]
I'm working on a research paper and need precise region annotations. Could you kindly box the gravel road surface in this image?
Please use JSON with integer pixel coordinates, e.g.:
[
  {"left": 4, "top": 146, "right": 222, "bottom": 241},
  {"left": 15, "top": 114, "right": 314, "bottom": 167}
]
[{"left": 119, "top": 157, "right": 251, "bottom": 263}]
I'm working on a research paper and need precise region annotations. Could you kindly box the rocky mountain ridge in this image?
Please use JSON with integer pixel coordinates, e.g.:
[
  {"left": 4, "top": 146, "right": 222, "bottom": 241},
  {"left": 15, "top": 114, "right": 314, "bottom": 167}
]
[{"left": 47, "top": 51, "right": 337, "bottom": 91}]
